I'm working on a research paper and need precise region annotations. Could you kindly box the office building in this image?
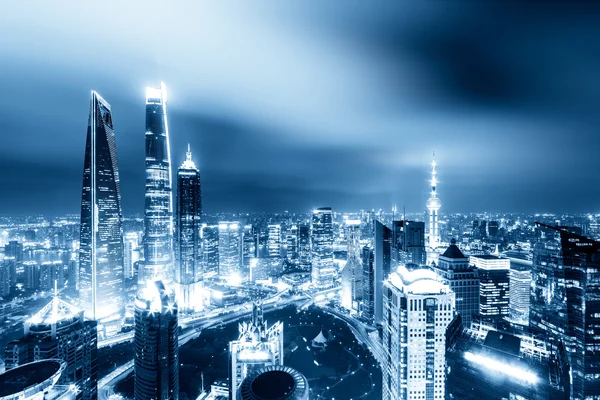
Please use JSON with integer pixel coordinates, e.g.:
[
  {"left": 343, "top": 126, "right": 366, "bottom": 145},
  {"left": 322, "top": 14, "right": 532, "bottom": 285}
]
[
  {"left": 229, "top": 304, "right": 284, "bottom": 400},
  {"left": 218, "top": 222, "right": 241, "bottom": 280},
  {"left": 4, "top": 240, "right": 23, "bottom": 264},
  {"left": 340, "top": 226, "right": 362, "bottom": 311},
  {"left": 4, "top": 296, "right": 98, "bottom": 400},
  {"left": 311, "top": 208, "right": 335, "bottom": 289},
  {"left": 530, "top": 224, "right": 600, "bottom": 399},
  {"left": 471, "top": 254, "right": 510, "bottom": 323},
  {"left": 433, "top": 239, "right": 479, "bottom": 327},
  {"left": 134, "top": 281, "right": 179, "bottom": 400},
  {"left": 39, "top": 262, "right": 63, "bottom": 292},
  {"left": 297, "top": 224, "right": 311, "bottom": 269},
  {"left": 123, "top": 239, "right": 134, "bottom": 280},
  {"left": 488, "top": 220, "right": 499, "bottom": 237},
  {"left": 392, "top": 220, "right": 426, "bottom": 266},
  {"left": 238, "top": 365, "right": 309, "bottom": 400},
  {"left": 446, "top": 321, "right": 570, "bottom": 399},
  {"left": 202, "top": 225, "right": 219, "bottom": 280},
  {"left": 142, "top": 83, "right": 174, "bottom": 284},
  {"left": 509, "top": 259, "right": 531, "bottom": 326},
  {"left": 242, "top": 225, "right": 257, "bottom": 276},
  {"left": 78, "top": 91, "right": 125, "bottom": 321},
  {"left": 286, "top": 225, "right": 298, "bottom": 261},
  {"left": 361, "top": 245, "right": 375, "bottom": 321},
  {"left": 0, "top": 260, "right": 11, "bottom": 297},
  {"left": 267, "top": 224, "right": 281, "bottom": 258},
  {"left": 426, "top": 155, "right": 442, "bottom": 249},
  {"left": 174, "top": 146, "right": 203, "bottom": 311},
  {"left": 374, "top": 220, "right": 393, "bottom": 323},
  {"left": 382, "top": 266, "right": 455, "bottom": 400},
  {"left": 24, "top": 261, "right": 40, "bottom": 290}
]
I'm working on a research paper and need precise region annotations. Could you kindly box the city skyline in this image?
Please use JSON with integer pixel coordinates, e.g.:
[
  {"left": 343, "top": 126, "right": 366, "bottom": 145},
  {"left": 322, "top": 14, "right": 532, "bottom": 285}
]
[
  {"left": 1, "top": 2, "right": 600, "bottom": 399},
  {"left": 1, "top": 2, "right": 600, "bottom": 216}
]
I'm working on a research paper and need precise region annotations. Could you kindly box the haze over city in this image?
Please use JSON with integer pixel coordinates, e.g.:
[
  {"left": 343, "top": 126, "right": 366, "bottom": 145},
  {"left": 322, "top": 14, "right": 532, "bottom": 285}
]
[{"left": 1, "top": 1, "right": 599, "bottom": 215}]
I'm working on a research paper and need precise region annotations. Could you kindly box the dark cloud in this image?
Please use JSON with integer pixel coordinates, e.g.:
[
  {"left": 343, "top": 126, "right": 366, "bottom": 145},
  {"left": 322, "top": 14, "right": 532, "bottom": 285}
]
[{"left": 0, "top": 1, "right": 599, "bottom": 215}]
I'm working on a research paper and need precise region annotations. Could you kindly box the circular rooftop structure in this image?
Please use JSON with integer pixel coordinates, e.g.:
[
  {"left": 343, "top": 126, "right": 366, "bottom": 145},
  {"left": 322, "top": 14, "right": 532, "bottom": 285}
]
[
  {"left": 239, "top": 365, "right": 309, "bottom": 400},
  {"left": 0, "top": 360, "right": 65, "bottom": 400}
]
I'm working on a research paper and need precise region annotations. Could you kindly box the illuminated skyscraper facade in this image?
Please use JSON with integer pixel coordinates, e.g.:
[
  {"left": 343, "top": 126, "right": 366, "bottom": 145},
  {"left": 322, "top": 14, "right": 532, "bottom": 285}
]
[
  {"left": 382, "top": 266, "right": 455, "bottom": 400},
  {"left": 432, "top": 239, "right": 479, "bottom": 327},
  {"left": 134, "top": 281, "right": 179, "bottom": 400},
  {"left": 509, "top": 259, "right": 531, "bottom": 326},
  {"left": 311, "top": 208, "right": 335, "bottom": 289},
  {"left": 426, "top": 155, "right": 441, "bottom": 249},
  {"left": 175, "top": 146, "right": 202, "bottom": 311},
  {"left": 202, "top": 224, "right": 219, "bottom": 280},
  {"left": 471, "top": 254, "right": 510, "bottom": 322},
  {"left": 79, "top": 91, "right": 125, "bottom": 321},
  {"left": 267, "top": 224, "right": 281, "bottom": 258},
  {"left": 142, "top": 83, "right": 174, "bottom": 284},
  {"left": 297, "top": 224, "right": 311, "bottom": 269},
  {"left": 218, "top": 222, "right": 241, "bottom": 279},
  {"left": 531, "top": 224, "right": 600, "bottom": 399}
]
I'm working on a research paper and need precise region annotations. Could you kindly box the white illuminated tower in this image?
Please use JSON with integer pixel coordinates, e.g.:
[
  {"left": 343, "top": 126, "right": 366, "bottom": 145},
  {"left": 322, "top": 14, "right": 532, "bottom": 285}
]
[
  {"left": 142, "top": 82, "right": 174, "bottom": 284},
  {"left": 426, "top": 153, "right": 441, "bottom": 249},
  {"left": 382, "top": 266, "right": 455, "bottom": 400},
  {"left": 229, "top": 303, "right": 284, "bottom": 400},
  {"left": 79, "top": 90, "right": 125, "bottom": 321}
]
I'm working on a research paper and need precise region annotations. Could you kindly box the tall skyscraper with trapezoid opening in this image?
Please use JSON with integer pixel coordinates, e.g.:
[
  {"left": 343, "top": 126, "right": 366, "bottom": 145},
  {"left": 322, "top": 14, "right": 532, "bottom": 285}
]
[{"left": 79, "top": 90, "right": 125, "bottom": 321}]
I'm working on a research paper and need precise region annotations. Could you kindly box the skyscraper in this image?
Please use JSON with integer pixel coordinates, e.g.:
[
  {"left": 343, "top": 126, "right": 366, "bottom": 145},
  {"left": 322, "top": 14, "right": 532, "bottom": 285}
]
[
  {"left": 142, "top": 82, "right": 174, "bottom": 284},
  {"left": 267, "top": 224, "right": 281, "bottom": 258},
  {"left": 0, "top": 261, "right": 11, "bottom": 297},
  {"left": 361, "top": 245, "right": 375, "bottom": 321},
  {"left": 471, "top": 254, "right": 510, "bottom": 323},
  {"left": 509, "top": 259, "right": 531, "bottom": 326},
  {"left": 311, "top": 208, "right": 335, "bottom": 289},
  {"left": 340, "top": 223, "right": 362, "bottom": 311},
  {"left": 218, "top": 222, "right": 241, "bottom": 280},
  {"left": 391, "top": 220, "right": 426, "bottom": 266},
  {"left": 531, "top": 224, "right": 600, "bottom": 399},
  {"left": 134, "top": 280, "right": 179, "bottom": 400},
  {"left": 174, "top": 145, "right": 202, "bottom": 311},
  {"left": 297, "top": 224, "right": 311, "bottom": 270},
  {"left": 382, "top": 266, "right": 455, "bottom": 400},
  {"left": 4, "top": 296, "right": 98, "bottom": 400},
  {"left": 242, "top": 225, "right": 257, "bottom": 268},
  {"left": 374, "top": 220, "right": 393, "bottom": 323},
  {"left": 79, "top": 91, "right": 125, "bottom": 321},
  {"left": 426, "top": 154, "right": 441, "bottom": 249},
  {"left": 201, "top": 224, "right": 219, "bottom": 280},
  {"left": 432, "top": 239, "right": 479, "bottom": 327},
  {"left": 229, "top": 304, "right": 284, "bottom": 400}
]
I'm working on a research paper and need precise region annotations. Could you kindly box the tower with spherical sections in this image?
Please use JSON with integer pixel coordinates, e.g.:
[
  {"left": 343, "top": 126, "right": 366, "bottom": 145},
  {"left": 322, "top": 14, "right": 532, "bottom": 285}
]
[
  {"left": 426, "top": 153, "right": 441, "bottom": 249},
  {"left": 134, "top": 281, "right": 179, "bottom": 400}
]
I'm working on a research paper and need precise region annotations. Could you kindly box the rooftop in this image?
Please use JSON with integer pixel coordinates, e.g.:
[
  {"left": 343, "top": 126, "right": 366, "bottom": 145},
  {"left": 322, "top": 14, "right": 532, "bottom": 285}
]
[
  {"left": 0, "top": 360, "right": 64, "bottom": 397},
  {"left": 389, "top": 265, "right": 450, "bottom": 295},
  {"left": 440, "top": 239, "right": 467, "bottom": 260}
]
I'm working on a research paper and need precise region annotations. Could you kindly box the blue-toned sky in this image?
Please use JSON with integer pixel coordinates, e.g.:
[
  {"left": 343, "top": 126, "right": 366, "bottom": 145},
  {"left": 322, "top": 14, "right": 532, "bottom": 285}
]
[{"left": 1, "top": 1, "right": 599, "bottom": 215}]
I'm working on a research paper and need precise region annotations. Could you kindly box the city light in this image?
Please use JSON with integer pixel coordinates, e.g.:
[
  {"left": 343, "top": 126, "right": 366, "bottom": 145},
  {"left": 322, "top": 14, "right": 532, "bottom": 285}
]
[{"left": 464, "top": 351, "right": 539, "bottom": 385}]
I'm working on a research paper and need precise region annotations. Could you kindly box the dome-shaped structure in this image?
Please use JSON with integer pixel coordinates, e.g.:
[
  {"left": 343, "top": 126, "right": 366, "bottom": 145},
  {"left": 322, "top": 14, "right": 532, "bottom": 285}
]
[{"left": 238, "top": 365, "right": 309, "bottom": 400}]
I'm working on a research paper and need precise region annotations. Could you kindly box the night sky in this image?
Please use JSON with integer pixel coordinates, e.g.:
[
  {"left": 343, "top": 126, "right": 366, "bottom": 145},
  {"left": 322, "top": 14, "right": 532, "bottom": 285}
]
[{"left": 1, "top": 1, "right": 599, "bottom": 216}]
